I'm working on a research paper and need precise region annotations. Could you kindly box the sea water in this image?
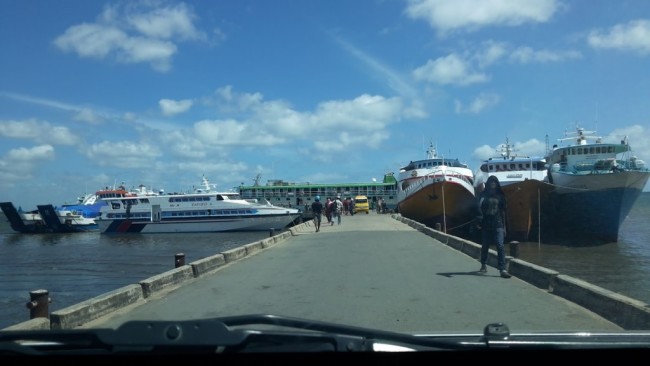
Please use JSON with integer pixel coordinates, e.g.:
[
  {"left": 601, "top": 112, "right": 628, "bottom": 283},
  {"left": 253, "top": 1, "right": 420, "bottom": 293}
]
[{"left": 1, "top": 193, "right": 649, "bottom": 329}]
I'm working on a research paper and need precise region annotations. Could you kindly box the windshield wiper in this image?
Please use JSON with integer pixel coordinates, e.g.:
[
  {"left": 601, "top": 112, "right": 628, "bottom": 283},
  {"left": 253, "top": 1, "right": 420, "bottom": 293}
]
[{"left": 2, "top": 314, "right": 650, "bottom": 355}]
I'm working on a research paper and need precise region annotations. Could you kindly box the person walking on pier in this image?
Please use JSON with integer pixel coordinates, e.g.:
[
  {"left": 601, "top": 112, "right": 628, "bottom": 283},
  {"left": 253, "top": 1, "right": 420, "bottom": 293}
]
[
  {"left": 311, "top": 196, "right": 323, "bottom": 232},
  {"left": 475, "top": 175, "right": 511, "bottom": 278},
  {"left": 325, "top": 198, "right": 333, "bottom": 223},
  {"left": 331, "top": 196, "right": 342, "bottom": 225}
]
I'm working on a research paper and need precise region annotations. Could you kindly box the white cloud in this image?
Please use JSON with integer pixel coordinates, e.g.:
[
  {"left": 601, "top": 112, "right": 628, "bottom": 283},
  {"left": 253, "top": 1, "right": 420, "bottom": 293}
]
[
  {"left": 86, "top": 140, "right": 162, "bottom": 168},
  {"left": 413, "top": 54, "right": 489, "bottom": 86},
  {"left": 118, "top": 36, "right": 177, "bottom": 72},
  {"left": 605, "top": 125, "right": 650, "bottom": 161},
  {"left": 54, "top": 24, "right": 127, "bottom": 58},
  {"left": 509, "top": 46, "right": 582, "bottom": 63},
  {"left": 0, "top": 119, "right": 79, "bottom": 145},
  {"left": 208, "top": 87, "right": 408, "bottom": 151},
  {"left": 414, "top": 42, "right": 581, "bottom": 88},
  {"left": 472, "top": 138, "right": 546, "bottom": 161},
  {"left": 0, "top": 145, "right": 55, "bottom": 182},
  {"left": 404, "top": 0, "right": 560, "bottom": 36},
  {"left": 6, "top": 145, "right": 55, "bottom": 162},
  {"left": 474, "top": 40, "right": 509, "bottom": 68},
  {"left": 53, "top": 1, "right": 209, "bottom": 72},
  {"left": 159, "top": 98, "right": 193, "bottom": 116},
  {"left": 313, "top": 94, "right": 404, "bottom": 130},
  {"left": 454, "top": 93, "right": 500, "bottom": 114},
  {"left": 588, "top": 19, "right": 650, "bottom": 54},
  {"left": 193, "top": 119, "right": 283, "bottom": 146},
  {"left": 122, "top": 2, "right": 205, "bottom": 40},
  {"left": 74, "top": 108, "right": 104, "bottom": 124}
]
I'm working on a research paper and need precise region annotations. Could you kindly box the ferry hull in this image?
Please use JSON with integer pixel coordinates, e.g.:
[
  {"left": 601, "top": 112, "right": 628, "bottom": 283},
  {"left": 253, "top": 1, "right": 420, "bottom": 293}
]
[
  {"left": 546, "top": 171, "right": 650, "bottom": 243},
  {"left": 397, "top": 180, "right": 475, "bottom": 235},
  {"left": 98, "top": 213, "right": 302, "bottom": 233}
]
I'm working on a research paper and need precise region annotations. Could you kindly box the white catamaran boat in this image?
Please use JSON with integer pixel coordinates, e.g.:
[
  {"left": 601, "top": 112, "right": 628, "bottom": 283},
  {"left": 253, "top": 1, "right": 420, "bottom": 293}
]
[
  {"left": 97, "top": 176, "right": 302, "bottom": 233},
  {"left": 545, "top": 126, "right": 650, "bottom": 242}
]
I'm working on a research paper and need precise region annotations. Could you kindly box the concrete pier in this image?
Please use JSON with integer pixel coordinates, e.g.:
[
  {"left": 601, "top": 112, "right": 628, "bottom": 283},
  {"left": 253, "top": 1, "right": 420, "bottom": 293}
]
[{"left": 5, "top": 213, "right": 650, "bottom": 332}]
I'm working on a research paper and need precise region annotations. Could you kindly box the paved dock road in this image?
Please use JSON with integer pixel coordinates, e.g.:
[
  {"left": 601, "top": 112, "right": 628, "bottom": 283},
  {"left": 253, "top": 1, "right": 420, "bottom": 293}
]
[{"left": 83, "top": 213, "right": 621, "bottom": 333}]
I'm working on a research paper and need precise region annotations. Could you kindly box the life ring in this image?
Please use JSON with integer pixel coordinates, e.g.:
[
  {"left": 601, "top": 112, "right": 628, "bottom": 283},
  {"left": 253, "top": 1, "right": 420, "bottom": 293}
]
[{"left": 411, "top": 170, "right": 417, "bottom": 177}]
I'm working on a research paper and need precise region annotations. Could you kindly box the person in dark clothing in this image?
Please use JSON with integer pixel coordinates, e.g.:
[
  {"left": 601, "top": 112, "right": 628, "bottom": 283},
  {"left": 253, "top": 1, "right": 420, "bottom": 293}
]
[
  {"left": 475, "top": 176, "right": 511, "bottom": 278},
  {"left": 311, "top": 196, "right": 324, "bottom": 232}
]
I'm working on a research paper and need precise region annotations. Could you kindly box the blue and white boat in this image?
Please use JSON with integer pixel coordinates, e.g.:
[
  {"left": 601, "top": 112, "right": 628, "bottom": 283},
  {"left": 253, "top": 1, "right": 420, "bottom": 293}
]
[
  {"left": 545, "top": 126, "right": 650, "bottom": 242},
  {"left": 0, "top": 202, "right": 99, "bottom": 233},
  {"left": 0, "top": 184, "right": 157, "bottom": 233},
  {"left": 97, "top": 176, "right": 302, "bottom": 233}
]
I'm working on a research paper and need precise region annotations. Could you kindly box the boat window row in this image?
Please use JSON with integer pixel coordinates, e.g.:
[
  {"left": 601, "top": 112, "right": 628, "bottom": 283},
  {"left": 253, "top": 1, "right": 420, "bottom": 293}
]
[
  {"left": 163, "top": 209, "right": 253, "bottom": 217},
  {"left": 105, "top": 208, "right": 255, "bottom": 219},
  {"left": 106, "top": 212, "right": 151, "bottom": 219},
  {"left": 484, "top": 161, "right": 546, "bottom": 172},
  {"left": 169, "top": 196, "right": 211, "bottom": 202},
  {"left": 98, "top": 192, "right": 128, "bottom": 199},
  {"left": 415, "top": 160, "right": 466, "bottom": 169},
  {"left": 569, "top": 146, "right": 615, "bottom": 155}
]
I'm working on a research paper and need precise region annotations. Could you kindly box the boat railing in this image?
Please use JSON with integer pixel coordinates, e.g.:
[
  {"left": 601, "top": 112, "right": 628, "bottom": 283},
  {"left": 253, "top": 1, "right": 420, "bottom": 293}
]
[{"left": 401, "top": 169, "right": 473, "bottom": 196}]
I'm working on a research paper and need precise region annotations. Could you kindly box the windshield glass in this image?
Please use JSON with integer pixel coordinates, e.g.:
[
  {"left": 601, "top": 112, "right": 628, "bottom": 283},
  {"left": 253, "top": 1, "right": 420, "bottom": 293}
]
[{"left": 1, "top": 0, "right": 650, "bottom": 356}]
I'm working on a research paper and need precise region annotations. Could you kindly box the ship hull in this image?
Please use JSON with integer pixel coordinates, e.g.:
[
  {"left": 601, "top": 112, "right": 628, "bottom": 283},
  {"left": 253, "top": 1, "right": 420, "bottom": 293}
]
[
  {"left": 397, "top": 179, "right": 475, "bottom": 235},
  {"left": 98, "top": 213, "right": 301, "bottom": 234},
  {"left": 488, "top": 179, "right": 554, "bottom": 242},
  {"left": 546, "top": 170, "right": 649, "bottom": 243}
]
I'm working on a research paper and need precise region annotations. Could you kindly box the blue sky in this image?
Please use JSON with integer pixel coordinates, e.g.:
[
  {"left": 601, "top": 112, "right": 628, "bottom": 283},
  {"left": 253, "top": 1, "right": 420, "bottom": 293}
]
[{"left": 2, "top": 0, "right": 650, "bottom": 209}]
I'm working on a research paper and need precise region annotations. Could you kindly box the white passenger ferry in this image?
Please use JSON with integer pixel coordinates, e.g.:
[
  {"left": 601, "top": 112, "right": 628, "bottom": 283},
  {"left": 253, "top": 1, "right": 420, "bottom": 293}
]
[{"left": 97, "top": 176, "right": 301, "bottom": 233}]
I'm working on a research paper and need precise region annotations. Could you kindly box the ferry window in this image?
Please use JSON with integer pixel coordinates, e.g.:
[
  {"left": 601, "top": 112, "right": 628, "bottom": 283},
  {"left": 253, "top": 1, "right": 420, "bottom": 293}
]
[
  {"left": 577, "top": 148, "right": 582, "bottom": 154},
  {"left": 589, "top": 147, "right": 594, "bottom": 154},
  {"left": 140, "top": 199, "right": 149, "bottom": 203},
  {"left": 596, "top": 147, "right": 600, "bottom": 153},
  {"left": 111, "top": 202, "right": 120, "bottom": 209},
  {"left": 217, "top": 195, "right": 224, "bottom": 201},
  {"left": 608, "top": 146, "right": 614, "bottom": 153}
]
